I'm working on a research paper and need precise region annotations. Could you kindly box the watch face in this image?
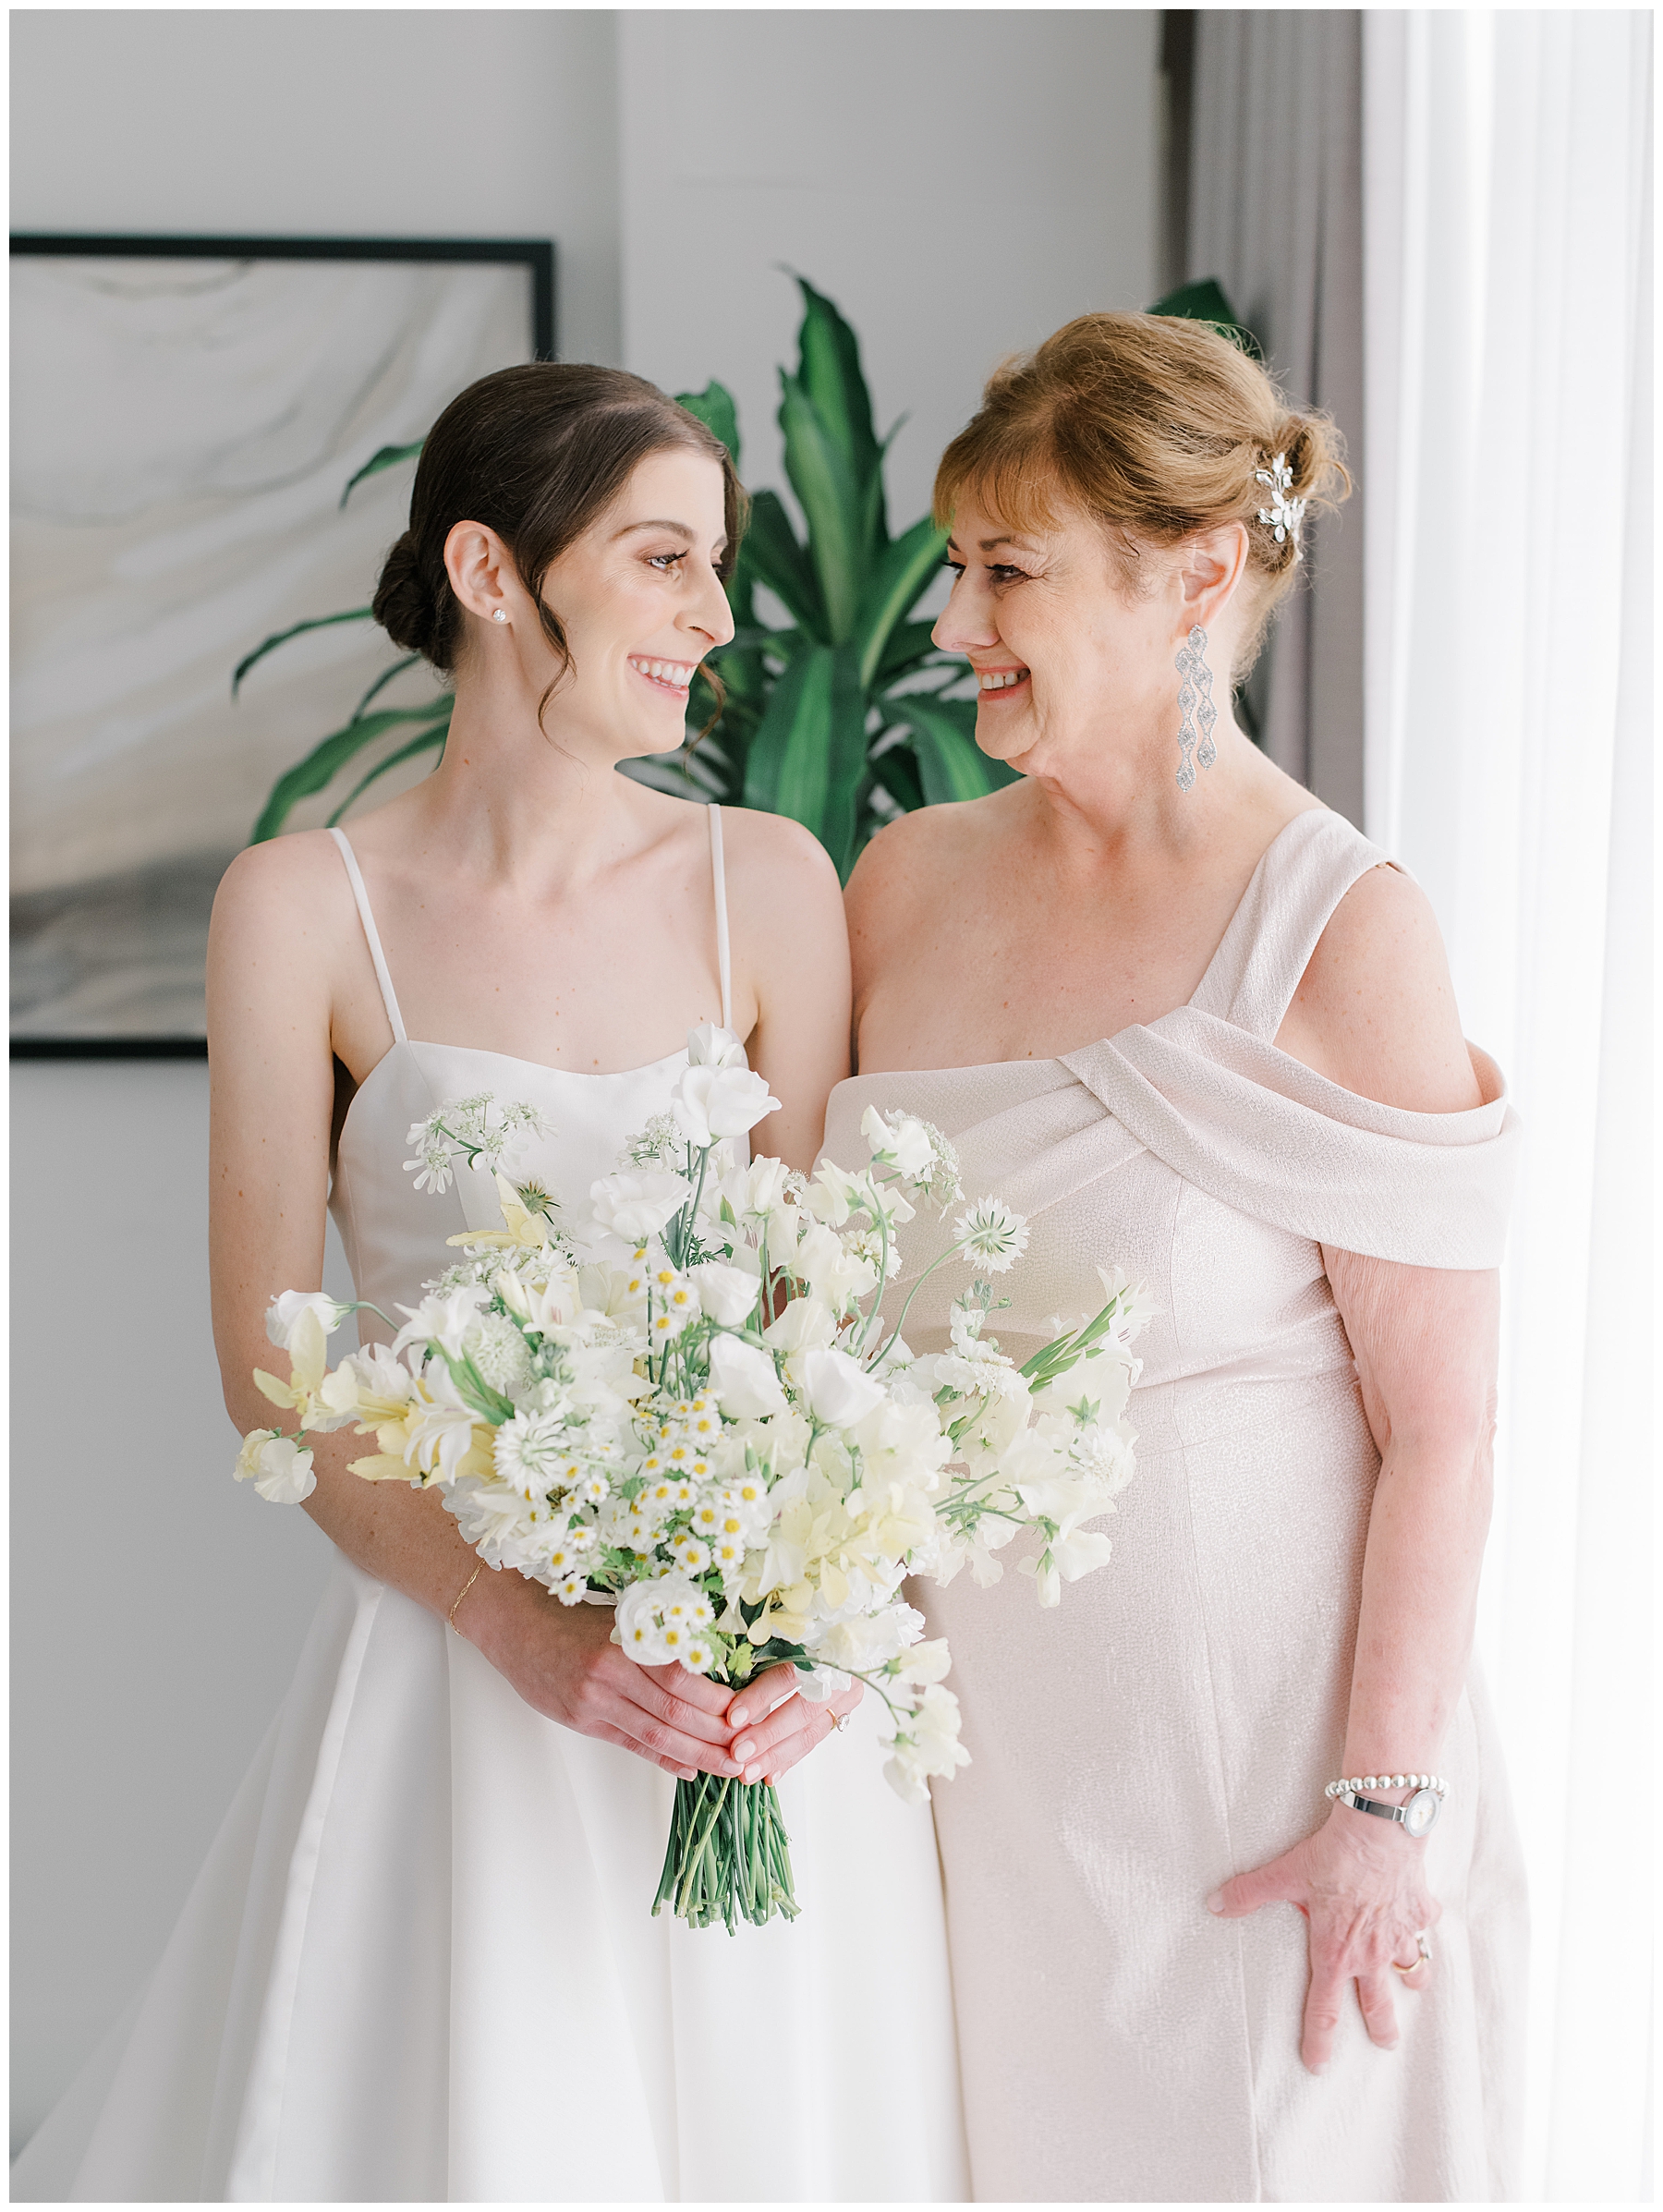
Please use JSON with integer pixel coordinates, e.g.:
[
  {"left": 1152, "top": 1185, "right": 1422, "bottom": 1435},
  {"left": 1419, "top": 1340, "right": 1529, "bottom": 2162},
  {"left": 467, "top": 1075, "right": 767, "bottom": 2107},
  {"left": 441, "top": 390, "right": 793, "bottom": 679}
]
[{"left": 1403, "top": 1788, "right": 1440, "bottom": 1839}]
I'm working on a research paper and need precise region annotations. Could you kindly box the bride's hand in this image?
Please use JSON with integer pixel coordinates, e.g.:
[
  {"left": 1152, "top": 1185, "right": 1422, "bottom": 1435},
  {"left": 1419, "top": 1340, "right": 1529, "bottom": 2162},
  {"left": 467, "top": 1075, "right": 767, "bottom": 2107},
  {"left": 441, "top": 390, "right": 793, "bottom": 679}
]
[
  {"left": 463, "top": 1574, "right": 740, "bottom": 1781},
  {"left": 1206, "top": 1805, "right": 1441, "bottom": 2072},
  {"left": 725, "top": 1668, "right": 865, "bottom": 1784}
]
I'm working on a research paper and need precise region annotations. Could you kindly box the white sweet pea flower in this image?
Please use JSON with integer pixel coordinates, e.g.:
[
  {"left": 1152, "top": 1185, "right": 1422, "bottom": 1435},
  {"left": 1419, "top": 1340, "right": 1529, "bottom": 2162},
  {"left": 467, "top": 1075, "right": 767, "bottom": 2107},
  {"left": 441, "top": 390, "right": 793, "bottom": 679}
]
[
  {"left": 799, "top": 1345, "right": 888, "bottom": 1429},
  {"left": 801, "top": 1161, "right": 871, "bottom": 1227},
  {"left": 235, "top": 1428, "right": 317, "bottom": 1504},
  {"left": 264, "top": 1289, "right": 351, "bottom": 1352},
  {"left": 892, "top": 1637, "right": 953, "bottom": 1687},
  {"left": 671, "top": 1062, "right": 783, "bottom": 1148},
  {"left": 391, "top": 1284, "right": 489, "bottom": 1361},
  {"left": 762, "top": 1295, "right": 839, "bottom": 1355},
  {"left": 1022, "top": 1525, "right": 1115, "bottom": 1608},
  {"left": 686, "top": 1022, "right": 748, "bottom": 1068},
  {"left": 814, "top": 1604, "right": 922, "bottom": 1672},
  {"left": 860, "top": 1105, "right": 937, "bottom": 1180},
  {"left": 883, "top": 1683, "right": 969, "bottom": 1805},
  {"left": 723, "top": 1154, "right": 795, "bottom": 1223},
  {"left": 688, "top": 1258, "right": 762, "bottom": 1328},
  {"left": 792, "top": 1221, "right": 878, "bottom": 1310},
  {"left": 707, "top": 1333, "right": 788, "bottom": 1418},
  {"left": 589, "top": 1168, "right": 693, "bottom": 1243}
]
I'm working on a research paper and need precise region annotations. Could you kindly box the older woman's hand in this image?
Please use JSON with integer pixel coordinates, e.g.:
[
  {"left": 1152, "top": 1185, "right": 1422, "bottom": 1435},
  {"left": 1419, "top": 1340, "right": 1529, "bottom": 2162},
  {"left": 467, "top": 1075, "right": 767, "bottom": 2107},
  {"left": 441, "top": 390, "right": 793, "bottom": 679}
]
[{"left": 1208, "top": 1804, "right": 1440, "bottom": 2072}]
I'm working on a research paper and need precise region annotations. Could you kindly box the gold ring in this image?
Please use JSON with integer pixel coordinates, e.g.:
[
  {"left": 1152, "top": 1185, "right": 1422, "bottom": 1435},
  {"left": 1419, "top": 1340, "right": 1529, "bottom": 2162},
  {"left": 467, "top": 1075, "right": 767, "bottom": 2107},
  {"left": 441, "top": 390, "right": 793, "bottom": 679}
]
[
  {"left": 1392, "top": 1933, "right": 1433, "bottom": 1975},
  {"left": 832, "top": 1709, "right": 851, "bottom": 1733}
]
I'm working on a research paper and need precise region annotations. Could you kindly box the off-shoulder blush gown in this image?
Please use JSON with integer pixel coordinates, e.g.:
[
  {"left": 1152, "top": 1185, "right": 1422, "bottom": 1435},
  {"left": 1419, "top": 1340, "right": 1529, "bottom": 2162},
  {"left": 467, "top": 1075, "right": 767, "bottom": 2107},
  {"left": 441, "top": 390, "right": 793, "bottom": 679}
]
[
  {"left": 15, "top": 808, "right": 967, "bottom": 2205},
  {"left": 822, "top": 808, "right": 1526, "bottom": 2204}
]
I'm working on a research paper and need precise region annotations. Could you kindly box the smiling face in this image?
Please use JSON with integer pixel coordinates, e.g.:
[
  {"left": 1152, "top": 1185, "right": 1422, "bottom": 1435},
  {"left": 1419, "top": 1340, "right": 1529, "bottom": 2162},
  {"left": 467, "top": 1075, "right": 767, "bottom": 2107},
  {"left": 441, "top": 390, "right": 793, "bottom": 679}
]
[
  {"left": 530, "top": 445, "right": 735, "bottom": 758},
  {"left": 934, "top": 490, "right": 1200, "bottom": 782}
]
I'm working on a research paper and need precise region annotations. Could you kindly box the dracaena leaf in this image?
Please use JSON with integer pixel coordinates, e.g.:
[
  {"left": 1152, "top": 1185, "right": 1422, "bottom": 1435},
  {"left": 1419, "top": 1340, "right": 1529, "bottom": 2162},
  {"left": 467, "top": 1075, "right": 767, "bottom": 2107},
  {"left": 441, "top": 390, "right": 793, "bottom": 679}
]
[
  {"left": 249, "top": 702, "right": 451, "bottom": 842},
  {"left": 779, "top": 375, "right": 865, "bottom": 644},
  {"left": 852, "top": 517, "right": 949, "bottom": 688},
  {"left": 741, "top": 490, "right": 826, "bottom": 640},
  {"left": 792, "top": 275, "right": 882, "bottom": 504},
  {"left": 340, "top": 441, "right": 425, "bottom": 507},
  {"left": 232, "top": 609, "right": 375, "bottom": 696},
  {"left": 674, "top": 380, "right": 742, "bottom": 468},
  {"left": 327, "top": 718, "right": 451, "bottom": 825},
  {"left": 888, "top": 694, "right": 1021, "bottom": 805}
]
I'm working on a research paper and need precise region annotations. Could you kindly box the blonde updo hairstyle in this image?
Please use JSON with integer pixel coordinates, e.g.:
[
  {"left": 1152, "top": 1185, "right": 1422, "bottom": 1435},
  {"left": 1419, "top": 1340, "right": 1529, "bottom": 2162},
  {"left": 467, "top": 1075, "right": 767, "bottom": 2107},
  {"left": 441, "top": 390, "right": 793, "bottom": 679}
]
[{"left": 934, "top": 311, "right": 1350, "bottom": 677}]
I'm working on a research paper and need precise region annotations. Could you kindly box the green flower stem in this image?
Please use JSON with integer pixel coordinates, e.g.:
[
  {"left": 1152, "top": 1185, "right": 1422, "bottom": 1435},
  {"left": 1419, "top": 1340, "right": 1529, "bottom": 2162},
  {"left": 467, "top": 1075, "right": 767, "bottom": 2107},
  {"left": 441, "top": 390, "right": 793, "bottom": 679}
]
[
  {"left": 653, "top": 1770, "right": 799, "bottom": 1933},
  {"left": 869, "top": 1234, "right": 977, "bottom": 1369}
]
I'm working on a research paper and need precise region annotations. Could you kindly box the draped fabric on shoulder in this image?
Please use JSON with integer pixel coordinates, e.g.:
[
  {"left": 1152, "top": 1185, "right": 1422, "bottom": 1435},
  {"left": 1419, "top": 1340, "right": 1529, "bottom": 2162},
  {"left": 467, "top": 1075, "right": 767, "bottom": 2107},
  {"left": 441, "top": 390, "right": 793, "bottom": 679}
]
[{"left": 819, "top": 804, "right": 1527, "bottom": 2203}]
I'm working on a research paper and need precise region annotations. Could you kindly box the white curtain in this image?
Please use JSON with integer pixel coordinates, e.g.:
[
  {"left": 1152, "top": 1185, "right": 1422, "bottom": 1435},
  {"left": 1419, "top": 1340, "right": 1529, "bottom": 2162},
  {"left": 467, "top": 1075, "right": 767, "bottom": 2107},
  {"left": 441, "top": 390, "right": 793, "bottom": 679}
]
[{"left": 1364, "top": 12, "right": 1653, "bottom": 2201}]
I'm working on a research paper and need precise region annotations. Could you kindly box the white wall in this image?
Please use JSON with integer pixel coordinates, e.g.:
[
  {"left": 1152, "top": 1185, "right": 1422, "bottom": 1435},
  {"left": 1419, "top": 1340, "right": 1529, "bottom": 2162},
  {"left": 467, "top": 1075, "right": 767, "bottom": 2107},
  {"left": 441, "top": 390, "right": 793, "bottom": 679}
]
[
  {"left": 620, "top": 8, "right": 1159, "bottom": 543},
  {"left": 9, "top": 5, "right": 1159, "bottom": 2154},
  {"left": 9, "top": 1064, "right": 348, "bottom": 2149},
  {"left": 9, "top": 8, "right": 624, "bottom": 364}
]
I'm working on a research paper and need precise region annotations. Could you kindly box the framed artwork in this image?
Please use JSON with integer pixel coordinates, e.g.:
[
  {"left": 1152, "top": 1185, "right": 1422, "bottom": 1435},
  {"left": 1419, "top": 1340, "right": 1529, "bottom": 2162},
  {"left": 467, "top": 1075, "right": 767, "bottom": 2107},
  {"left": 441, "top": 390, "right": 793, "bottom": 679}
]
[{"left": 10, "top": 234, "right": 556, "bottom": 1055}]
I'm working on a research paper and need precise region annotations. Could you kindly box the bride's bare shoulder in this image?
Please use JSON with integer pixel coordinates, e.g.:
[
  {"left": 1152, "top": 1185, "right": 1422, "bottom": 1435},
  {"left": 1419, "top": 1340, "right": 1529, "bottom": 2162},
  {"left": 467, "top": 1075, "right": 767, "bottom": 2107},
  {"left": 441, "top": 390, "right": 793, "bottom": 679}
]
[
  {"left": 208, "top": 830, "right": 361, "bottom": 1016},
  {"left": 212, "top": 827, "right": 356, "bottom": 930}
]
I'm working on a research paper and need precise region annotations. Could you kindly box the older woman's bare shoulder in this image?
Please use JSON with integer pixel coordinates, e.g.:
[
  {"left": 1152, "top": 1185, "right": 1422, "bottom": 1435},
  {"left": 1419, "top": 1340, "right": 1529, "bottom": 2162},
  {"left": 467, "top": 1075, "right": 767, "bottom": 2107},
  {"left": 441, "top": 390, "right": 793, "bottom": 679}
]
[
  {"left": 1278, "top": 862, "right": 1484, "bottom": 1113},
  {"left": 846, "top": 794, "right": 1010, "bottom": 923}
]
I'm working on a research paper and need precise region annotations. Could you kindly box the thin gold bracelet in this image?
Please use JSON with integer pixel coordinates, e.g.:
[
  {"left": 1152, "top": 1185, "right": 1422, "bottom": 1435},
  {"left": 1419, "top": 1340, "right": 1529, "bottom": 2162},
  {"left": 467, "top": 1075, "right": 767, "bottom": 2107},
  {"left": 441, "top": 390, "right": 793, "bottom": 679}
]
[{"left": 448, "top": 1561, "right": 484, "bottom": 1633}]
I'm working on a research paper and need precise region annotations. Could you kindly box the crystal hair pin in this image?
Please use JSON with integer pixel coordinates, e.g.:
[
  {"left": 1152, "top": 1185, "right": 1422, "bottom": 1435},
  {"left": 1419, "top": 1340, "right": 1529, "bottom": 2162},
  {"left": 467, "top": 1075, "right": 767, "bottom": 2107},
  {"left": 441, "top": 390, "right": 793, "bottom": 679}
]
[{"left": 1256, "top": 454, "right": 1307, "bottom": 551}]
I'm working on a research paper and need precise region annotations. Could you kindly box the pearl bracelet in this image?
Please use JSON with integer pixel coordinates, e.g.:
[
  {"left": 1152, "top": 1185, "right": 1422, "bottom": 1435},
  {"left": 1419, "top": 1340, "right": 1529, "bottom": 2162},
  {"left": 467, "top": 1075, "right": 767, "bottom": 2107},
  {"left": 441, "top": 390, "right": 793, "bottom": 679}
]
[{"left": 1326, "top": 1772, "right": 1448, "bottom": 1799}]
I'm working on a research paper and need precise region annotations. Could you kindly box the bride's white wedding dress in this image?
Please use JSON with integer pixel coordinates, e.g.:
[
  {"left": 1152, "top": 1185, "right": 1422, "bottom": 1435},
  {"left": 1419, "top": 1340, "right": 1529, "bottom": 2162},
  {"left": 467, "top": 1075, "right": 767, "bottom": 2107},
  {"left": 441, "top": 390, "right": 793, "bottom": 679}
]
[{"left": 14, "top": 808, "right": 967, "bottom": 2205}]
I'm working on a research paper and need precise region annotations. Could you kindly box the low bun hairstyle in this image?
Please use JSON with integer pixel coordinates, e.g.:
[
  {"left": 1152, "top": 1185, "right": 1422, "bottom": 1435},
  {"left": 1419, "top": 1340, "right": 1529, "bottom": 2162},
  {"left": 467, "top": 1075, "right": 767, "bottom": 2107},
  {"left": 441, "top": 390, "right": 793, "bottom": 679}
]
[
  {"left": 934, "top": 311, "right": 1350, "bottom": 675},
  {"left": 371, "top": 362, "right": 747, "bottom": 684}
]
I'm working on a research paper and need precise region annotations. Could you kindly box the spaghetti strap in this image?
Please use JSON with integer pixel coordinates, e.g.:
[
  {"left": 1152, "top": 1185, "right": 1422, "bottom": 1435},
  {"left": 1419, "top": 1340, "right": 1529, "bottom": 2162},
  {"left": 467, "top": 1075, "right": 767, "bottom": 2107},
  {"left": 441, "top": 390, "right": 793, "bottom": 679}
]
[
  {"left": 708, "top": 804, "right": 733, "bottom": 1031},
  {"left": 328, "top": 827, "right": 407, "bottom": 1045},
  {"left": 1189, "top": 809, "right": 1399, "bottom": 1041}
]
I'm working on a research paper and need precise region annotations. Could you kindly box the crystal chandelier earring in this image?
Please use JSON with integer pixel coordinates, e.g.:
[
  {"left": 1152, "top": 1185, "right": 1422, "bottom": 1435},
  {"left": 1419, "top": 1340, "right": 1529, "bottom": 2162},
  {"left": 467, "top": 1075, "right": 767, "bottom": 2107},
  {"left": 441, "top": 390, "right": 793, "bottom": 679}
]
[{"left": 1173, "top": 626, "right": 1218, "bottom": 791}]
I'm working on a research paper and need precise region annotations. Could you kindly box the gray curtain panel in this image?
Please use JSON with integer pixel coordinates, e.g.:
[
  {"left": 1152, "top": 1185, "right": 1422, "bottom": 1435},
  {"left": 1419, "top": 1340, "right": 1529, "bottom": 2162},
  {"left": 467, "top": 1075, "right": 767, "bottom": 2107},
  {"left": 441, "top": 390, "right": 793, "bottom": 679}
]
[{"left": 1187, "top": 9, "right": 1365, "bottom": 824}]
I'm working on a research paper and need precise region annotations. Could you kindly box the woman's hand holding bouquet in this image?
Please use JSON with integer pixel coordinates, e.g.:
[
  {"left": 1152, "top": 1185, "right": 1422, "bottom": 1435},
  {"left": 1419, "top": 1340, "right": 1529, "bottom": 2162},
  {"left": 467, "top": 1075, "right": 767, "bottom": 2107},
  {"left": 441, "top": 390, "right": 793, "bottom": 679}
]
[{"left": 240, "top": 1026, "right": 1149, "bottom": 1930}]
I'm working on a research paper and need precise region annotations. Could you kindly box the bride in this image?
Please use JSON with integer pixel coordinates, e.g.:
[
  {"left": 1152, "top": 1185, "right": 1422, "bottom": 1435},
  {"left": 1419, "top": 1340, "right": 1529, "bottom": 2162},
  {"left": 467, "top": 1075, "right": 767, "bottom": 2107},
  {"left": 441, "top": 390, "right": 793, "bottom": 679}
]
[{"left": 13, "top": 364, "right": 966, "bottom": 2204}]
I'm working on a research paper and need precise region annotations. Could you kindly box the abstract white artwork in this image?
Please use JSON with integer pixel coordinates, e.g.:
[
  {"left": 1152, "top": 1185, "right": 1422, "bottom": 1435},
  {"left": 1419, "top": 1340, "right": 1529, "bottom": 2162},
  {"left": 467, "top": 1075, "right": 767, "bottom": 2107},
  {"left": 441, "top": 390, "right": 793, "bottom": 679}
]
[{"left": 11, "top": 242, "right": 549, "bottom": 1041}]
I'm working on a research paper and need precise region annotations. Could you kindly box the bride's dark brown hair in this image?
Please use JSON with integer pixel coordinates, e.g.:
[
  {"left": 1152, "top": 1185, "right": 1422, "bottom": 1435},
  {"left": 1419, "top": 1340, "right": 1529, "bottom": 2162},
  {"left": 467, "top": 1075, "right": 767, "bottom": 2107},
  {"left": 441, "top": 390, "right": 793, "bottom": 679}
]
[{"left": 373, "top": 363, "right": 747, "bottom": 712}]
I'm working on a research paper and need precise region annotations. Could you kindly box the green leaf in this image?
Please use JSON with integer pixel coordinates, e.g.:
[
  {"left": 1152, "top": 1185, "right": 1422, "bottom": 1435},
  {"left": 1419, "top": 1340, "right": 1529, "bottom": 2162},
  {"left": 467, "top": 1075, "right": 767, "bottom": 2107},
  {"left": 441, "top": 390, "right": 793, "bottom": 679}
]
[
  {"left": 674, "top": 380, "right": 742, "bottom": 468},
  {"left": 350, "top": 653, "right": 424, "bottom": 723},
  {"left": 326, "top": 715, "right": 451, "bottom": 824},
  {"left": 874, "top": 622, "right": 949, "bottom": 687},
  {"left": 340, "top": 441, "right": 425, "bottom": 507},
  {"left": 888, "top": 694, "right": 1019, "bottom": 805},
  {"left": 869, "top": 743, "right": 925, "bottom": 816},
  {"left": 852, "top": 516, "right": 948, "bottom": 688},
  {"left": 233, "top": 608, "right": 375, "bottom": 696},
  {"left": 740, "top": 489, "right": 827, "bottom": 640},
  {"left": 1147, "top": 277, "right": 1262, "bottom": 363},
  {"left": 791, "top": 275, "right": 882, "bottom": 507},
  {"left": 742, "top": 643, "right": 868, "bottom": 878},
  {"left": 779, "top": 374, "right": 865, "bottom": 643},
  {"left": 249, "top": 703, "right": 450, "bottom": 843}
]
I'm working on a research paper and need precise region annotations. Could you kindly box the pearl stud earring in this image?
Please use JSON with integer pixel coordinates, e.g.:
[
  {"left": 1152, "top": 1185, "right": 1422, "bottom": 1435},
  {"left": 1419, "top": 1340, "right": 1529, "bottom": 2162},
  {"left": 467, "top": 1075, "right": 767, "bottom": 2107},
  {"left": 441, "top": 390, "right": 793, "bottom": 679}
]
[{"left": 492, "top": 609, "right": 508, "bottom": 624}]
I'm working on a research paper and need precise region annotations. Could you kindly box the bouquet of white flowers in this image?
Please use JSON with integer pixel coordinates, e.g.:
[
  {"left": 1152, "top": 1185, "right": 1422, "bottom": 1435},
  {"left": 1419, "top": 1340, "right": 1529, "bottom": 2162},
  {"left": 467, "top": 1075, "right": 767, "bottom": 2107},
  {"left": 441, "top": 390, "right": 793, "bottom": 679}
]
[{"left": 239, "top": 1026, "right": 1148, "bottom": 1932}]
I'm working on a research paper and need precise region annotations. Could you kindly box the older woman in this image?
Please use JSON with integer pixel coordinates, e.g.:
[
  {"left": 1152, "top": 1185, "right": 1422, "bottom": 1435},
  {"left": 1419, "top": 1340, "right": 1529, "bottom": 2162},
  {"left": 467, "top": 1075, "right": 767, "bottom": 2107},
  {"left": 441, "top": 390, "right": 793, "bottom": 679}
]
[{"left": 824, "top": 314, "right": 1525, "bottom": 2202}]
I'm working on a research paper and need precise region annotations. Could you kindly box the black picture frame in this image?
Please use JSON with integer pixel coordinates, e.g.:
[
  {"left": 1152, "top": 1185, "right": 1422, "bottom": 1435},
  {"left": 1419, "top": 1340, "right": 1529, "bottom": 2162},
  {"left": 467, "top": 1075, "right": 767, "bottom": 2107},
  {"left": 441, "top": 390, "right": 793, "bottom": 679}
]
[{"left": 11, "top": 232, "right": 556, "bottom": 1061}]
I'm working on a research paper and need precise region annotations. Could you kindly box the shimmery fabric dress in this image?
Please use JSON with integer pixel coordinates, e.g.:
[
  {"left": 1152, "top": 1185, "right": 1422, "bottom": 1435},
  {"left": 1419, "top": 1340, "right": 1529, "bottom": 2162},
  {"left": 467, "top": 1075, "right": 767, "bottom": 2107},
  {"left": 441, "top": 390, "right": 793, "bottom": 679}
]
[
  {"left": 14, "top": 808, "right": 967, "bottom": 2206},
  {"left": 821, "top": 808, "right": 1526, "bottom": 2204}
]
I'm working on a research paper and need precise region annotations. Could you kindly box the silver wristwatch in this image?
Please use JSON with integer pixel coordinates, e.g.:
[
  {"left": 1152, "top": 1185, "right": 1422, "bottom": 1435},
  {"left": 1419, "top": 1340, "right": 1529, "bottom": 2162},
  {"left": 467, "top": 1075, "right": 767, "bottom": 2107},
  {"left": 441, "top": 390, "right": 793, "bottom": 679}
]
[{"left": 1326, "top": 1772, "right": 1447, "bottom": 1839}]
